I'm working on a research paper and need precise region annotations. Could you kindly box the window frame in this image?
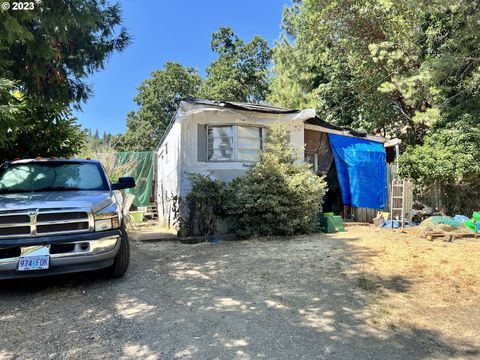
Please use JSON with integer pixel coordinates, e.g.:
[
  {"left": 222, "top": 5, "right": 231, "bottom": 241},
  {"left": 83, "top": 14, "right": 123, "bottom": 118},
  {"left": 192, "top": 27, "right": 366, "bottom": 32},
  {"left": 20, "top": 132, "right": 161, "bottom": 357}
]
[{"left": 206, "top": 124, "right": 266, "bottom": 163}]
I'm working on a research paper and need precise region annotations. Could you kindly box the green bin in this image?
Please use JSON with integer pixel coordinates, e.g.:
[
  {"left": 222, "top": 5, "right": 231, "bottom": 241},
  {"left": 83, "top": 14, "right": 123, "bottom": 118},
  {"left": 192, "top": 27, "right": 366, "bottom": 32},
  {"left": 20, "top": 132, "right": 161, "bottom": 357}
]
[
  {"left": 325, "top": 215, "right": 345, "bottom": 233},
  {"left": 129, "top": 211, "right": 144, "bottom": 223},
  {"left": 473, "top": 212, "right": 480, "bottom": 222}
]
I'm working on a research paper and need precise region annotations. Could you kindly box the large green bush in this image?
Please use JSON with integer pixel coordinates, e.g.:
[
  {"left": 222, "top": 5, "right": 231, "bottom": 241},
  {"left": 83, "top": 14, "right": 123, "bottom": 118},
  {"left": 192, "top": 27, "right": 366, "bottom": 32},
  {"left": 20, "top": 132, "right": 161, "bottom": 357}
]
[
  {"left": 227, "top": 124, "right": 327, "bottom": 237},
  {"left": 399, "top": 120, "right": 480, "bottom": 215}
]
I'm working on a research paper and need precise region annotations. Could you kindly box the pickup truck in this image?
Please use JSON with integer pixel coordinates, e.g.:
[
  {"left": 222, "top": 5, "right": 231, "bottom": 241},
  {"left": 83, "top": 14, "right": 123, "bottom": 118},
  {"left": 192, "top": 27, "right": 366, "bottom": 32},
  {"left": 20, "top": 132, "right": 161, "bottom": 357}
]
[{"left": 0, "top": 158, "right": 135, "bottom": 279}]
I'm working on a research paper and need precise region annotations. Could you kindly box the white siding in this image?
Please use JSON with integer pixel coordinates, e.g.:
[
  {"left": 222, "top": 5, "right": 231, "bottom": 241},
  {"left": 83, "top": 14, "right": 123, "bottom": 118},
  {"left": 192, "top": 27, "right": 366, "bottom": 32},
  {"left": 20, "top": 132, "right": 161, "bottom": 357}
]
[{"left": 156, "top": 122, "right": 181, "bottom": 226}]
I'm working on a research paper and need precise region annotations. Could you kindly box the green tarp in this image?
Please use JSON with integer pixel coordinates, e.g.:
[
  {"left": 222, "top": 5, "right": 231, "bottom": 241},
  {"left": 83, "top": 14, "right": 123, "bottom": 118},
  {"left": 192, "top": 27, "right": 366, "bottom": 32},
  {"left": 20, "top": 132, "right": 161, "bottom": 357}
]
[{"left": 115, "top": 152, "right": 154, "bottom": 206}]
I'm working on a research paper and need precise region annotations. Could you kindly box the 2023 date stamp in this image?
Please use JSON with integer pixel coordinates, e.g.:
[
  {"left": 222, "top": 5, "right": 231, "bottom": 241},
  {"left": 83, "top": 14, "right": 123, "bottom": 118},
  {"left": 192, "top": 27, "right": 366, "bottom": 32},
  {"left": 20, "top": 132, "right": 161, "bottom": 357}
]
[{"left": 2, "top": 1, "right": 36, "bottom": 11}]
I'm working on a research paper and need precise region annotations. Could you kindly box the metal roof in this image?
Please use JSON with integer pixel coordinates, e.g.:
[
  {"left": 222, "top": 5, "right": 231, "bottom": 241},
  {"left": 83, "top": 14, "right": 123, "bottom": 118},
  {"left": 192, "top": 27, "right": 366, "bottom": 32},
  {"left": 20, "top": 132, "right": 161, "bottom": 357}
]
[
  {"left": 305, "top": 117, "right": 368, "bottom": 138},
  {"left": 183, "top": 99, "right": 376, "bottom": 139},
  {"left": 183, "top": 98, "right": 299, "bottom": 114},
  {"left": 154, "top": 99, "right": 388, "bottom": 150}
]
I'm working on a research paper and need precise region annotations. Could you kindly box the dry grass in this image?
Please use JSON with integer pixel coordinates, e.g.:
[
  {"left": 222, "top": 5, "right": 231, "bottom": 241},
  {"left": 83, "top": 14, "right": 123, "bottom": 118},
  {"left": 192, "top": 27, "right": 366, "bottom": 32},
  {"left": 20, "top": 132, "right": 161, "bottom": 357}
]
[
  {"left": 357, "top": 269, "right": 380, "bottom": 293},
  {"left": 334, "top": 226, "right": 480, "bottom": 344},
  {"left": 89, "top": 143, "right": 137, "bottom": 182}
]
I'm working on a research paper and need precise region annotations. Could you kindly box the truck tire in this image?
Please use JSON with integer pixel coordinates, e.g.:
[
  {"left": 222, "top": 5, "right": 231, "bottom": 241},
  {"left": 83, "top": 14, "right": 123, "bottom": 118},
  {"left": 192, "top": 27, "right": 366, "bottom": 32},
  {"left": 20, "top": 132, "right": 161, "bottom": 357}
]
[{"left": 108, "top": 227, "right": 130, "bottom": 278}]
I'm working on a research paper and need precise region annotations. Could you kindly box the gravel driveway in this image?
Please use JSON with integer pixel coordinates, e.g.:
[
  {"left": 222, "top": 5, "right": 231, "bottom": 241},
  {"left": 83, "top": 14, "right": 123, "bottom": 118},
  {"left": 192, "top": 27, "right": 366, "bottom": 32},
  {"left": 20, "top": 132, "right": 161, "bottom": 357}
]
[{"left": 0, "top": 235, "right": 468, "bottom": 359}]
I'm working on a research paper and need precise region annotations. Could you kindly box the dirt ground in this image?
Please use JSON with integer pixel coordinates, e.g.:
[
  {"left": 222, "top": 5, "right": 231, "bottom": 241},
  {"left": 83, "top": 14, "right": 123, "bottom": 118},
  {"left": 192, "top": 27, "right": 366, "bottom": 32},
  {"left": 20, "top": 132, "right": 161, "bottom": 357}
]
[
  {"left": 0, "top": 227, "right": 479, "bottom": 359},
  {"left": 344, "top": 226, "right": 480, "bottom": 351}
]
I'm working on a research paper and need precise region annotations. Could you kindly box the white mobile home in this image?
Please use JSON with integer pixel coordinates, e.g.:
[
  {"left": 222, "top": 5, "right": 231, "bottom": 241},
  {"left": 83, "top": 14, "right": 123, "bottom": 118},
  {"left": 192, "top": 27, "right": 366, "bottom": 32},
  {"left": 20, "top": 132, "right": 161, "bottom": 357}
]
[{"left": 155, "top": 99, "right": 396, "bottom": 227}]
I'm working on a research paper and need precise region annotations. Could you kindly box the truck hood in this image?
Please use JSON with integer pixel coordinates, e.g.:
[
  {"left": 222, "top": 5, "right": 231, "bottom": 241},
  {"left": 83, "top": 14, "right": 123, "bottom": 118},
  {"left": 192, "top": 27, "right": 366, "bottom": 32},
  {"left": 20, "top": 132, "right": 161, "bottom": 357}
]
[{"left": 0, "top": 191, "right": 113, "bottom": 213}]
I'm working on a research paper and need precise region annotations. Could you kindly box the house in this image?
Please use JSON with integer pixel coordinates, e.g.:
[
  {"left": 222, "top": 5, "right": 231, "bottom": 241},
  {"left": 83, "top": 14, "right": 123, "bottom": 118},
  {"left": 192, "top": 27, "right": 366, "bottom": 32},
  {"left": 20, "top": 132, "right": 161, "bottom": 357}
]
[{"left": 155, "top": 99, "right": 399, "bottom": 227}]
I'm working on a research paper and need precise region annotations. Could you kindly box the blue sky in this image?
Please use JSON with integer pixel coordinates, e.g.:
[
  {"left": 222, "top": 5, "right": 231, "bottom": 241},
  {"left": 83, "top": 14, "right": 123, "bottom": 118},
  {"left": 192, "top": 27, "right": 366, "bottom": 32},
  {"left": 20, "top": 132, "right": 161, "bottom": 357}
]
[{"left": 74, "top": 0, "right": 289, "bottom": 135}]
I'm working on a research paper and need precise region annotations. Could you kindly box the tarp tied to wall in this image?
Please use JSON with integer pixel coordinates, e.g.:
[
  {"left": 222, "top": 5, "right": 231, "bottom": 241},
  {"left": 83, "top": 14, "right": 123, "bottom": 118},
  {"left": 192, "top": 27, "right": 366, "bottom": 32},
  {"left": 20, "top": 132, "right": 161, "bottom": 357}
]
[
  {"left": 328, "top": 134, "right": 387, "bottom": 209},
  {"left": 115, "top": 152, "right": 154, "bottom": 206}
]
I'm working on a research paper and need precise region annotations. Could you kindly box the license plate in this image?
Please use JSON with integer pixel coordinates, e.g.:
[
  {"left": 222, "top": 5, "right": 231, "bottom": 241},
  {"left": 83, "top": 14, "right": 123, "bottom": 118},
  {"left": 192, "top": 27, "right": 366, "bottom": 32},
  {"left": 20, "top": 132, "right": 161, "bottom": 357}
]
[{"left": 18, "top": 255, "right": 50, "bottom": 271}]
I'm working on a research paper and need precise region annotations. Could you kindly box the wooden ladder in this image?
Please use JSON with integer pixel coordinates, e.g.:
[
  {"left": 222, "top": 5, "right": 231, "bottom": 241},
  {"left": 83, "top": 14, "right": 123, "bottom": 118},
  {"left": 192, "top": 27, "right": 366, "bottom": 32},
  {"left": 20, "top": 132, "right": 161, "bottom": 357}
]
[{"left": 390, "top": 179, "right": 410, "bottom": 228}]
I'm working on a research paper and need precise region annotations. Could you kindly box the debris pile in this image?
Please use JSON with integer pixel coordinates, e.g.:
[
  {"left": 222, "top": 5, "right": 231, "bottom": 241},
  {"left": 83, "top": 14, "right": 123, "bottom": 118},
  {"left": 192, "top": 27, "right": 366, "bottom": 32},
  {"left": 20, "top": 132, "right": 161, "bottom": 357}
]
[
  {"left": 419, "top": 213, "right": 480, "bottom": 242},
  {"left": 411, "top": 201, "right": 444, "bottom": 223}
]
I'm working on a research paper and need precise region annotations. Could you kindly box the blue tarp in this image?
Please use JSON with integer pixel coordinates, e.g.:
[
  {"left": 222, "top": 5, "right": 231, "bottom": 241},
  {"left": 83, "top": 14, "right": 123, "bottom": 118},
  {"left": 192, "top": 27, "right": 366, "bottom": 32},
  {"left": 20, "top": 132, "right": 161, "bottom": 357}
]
[{"left": 328, "top": 134, "right": 387, "bottom": 209}]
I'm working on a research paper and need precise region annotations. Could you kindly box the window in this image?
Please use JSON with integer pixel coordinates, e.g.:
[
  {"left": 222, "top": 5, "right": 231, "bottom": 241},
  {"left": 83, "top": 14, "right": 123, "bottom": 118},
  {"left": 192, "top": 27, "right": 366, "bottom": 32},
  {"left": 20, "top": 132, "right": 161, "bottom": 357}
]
[
  {"left": 207, "top": 126, "right": 234, "bottom": 161},
  {"left": 206, "top": 125, "right": 265, "bottom": 162},
  {"left": 237, "top": 126, "right": 263, "bottom": 162}
]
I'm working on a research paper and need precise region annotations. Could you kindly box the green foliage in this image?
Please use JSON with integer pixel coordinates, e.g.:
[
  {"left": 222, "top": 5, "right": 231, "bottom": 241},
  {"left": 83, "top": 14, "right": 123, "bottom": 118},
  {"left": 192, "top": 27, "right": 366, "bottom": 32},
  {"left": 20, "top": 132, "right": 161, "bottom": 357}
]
[
  {"left": 183, "top": 173, "right": 228, "bottom": 237},
  {"left": 198, "top": 26, "right": 272, "bottom": 103},
  {"left": 399, "top": 122, "right": 480, "bottom": 214},
  {"left": 269, "top": 0, "right": 424, "bottom": 141},
  {"left": 396, "top": 0, "right": 480, "bottom": 213},
  {"left": 0, "top": 104, "right": 85, "bottom": 160},
  {"left": 227, "top": 124, "right": 327, "bottom": 237},
  {"left": 269, "top": 0, "right": 480, "bottom": 143},
  {"left": 0, "top": 0, "right": 129, "bottom": 159},
  {"left": 82, "top": 129, "right": 123, "bottom": 154},
  {"left": 121, "top": 62, "right": 202, "bottom": 151},
  {"left": 0, "top": 0, "right": 130, "bottom": 105},
  {"left": 0, "top": 78, "right": 23, "bottom": 147}
]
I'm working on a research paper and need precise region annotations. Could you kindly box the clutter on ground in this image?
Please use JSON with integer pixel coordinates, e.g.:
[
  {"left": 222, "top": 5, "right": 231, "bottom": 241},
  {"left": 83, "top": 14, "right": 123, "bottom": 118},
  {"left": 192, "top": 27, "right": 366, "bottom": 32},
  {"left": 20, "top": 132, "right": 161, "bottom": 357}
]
[
  {"left": 418, "top": 212, "right": 480, "bottom": 242},
  {"left": 372, "top": 199, "right": 480, "bottom": 242}
]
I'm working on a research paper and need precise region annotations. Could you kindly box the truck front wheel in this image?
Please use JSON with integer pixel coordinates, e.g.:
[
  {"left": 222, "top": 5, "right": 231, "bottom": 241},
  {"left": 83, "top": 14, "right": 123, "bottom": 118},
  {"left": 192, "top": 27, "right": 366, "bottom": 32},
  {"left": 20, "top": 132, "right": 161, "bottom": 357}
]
[{"left": 108, "top": 227, "right": 130, "bottom": 278}]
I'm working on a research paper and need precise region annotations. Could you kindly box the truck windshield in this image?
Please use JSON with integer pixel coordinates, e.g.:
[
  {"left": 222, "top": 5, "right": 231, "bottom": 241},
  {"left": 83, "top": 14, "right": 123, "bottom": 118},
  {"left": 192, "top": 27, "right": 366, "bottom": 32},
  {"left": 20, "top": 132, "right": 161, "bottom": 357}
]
[{"left": 0, "top": 162, "right": 108, "bottom": 193}]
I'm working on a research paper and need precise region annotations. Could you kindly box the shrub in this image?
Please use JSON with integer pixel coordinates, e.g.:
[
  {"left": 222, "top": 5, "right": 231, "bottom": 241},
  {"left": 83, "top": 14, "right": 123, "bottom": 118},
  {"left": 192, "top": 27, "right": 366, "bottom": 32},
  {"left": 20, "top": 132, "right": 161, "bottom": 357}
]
[
  {"left": 183, "top": 173, "right": 229, "bottom": 236},
  {"left": 399, "top": 122, "right": 480, "bottom": 215},
  {"left": 227, "top": 124, "right": 327, "bottom": 237}
]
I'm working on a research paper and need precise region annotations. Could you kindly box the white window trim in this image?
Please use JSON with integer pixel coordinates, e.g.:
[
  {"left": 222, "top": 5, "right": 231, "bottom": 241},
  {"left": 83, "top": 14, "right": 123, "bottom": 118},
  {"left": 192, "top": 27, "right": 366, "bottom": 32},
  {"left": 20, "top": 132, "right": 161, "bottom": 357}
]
[{"left": 206, "top": 124, "right": 266, "bottom": 163}]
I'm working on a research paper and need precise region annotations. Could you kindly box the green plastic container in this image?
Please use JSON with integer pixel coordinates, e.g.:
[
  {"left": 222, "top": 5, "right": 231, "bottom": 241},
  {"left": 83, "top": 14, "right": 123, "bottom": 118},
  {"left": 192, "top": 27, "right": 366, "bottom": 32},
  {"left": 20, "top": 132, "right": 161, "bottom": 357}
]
[
  {"left": 129, "top": 211, "right": 144, "bottom": 223},
  {"left": 473, "top": 212, "right": 480, "bottom": 222},
  {"left": 325, "top": 215, "right": 345, "bottom": 233},
  {"left": 464, "top": 220, "right": 477, "bottom": 233},
  {"left": 323, "top": 212, "right": 334, "bottom": 217}
]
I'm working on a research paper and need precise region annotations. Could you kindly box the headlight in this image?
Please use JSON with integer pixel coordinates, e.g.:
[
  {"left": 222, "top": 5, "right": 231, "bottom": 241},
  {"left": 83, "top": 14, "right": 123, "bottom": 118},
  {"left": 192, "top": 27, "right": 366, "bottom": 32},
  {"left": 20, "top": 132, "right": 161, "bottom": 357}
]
[
  {"left": 94, "top": 216, "right": 120, "bottom": 231},
  {"left": 95, "top": 203, "right": 121, "bottom": 231},
  {"left": 95, "top": 218, "right": 113, "bottom": 231}
]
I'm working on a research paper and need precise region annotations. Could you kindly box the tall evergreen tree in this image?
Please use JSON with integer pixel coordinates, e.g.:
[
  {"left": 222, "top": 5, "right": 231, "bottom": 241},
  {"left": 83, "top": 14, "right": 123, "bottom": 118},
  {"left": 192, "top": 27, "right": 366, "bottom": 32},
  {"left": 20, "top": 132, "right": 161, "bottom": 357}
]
[{"left": 0, "top": 0, "right": 130, "bottom": 159}]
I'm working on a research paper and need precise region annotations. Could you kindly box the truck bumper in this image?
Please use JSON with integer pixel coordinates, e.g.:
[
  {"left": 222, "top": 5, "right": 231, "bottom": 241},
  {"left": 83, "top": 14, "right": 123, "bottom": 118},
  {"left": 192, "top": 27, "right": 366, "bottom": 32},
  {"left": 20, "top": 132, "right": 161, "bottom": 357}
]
[{"left": 0, "top": 230, "right": 122, "bottom": 280}]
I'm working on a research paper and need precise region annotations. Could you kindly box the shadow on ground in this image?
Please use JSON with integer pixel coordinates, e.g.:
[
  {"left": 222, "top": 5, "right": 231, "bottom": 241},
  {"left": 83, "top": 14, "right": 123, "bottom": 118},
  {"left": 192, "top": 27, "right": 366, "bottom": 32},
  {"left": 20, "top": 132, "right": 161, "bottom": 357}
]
[{"left": 0, "top": 235, "right": 478, "bottom": 360}]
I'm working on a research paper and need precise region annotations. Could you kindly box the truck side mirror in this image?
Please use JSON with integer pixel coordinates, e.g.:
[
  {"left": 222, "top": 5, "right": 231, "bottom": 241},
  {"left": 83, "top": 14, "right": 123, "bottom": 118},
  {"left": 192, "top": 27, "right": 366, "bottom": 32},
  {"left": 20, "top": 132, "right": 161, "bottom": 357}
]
[{"left": 111, "top": 177, "right": 136, "bottom": 190}]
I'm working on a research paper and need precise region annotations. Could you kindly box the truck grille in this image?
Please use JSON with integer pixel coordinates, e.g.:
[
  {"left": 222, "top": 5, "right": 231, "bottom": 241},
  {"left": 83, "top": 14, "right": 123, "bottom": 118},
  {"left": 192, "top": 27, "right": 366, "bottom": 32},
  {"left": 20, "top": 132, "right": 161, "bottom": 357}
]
[
  {"left": 0, "top": 214, "right": 30, "bottom": 225},
  {"left": 0, "top": 226, "right": 31, "bottom": 237},
  {"left": 37, "top": 212, "right": 88, "bottom": 222},
  {"left": 0, "top": 208, "right": 93, "bottom": 238}
]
